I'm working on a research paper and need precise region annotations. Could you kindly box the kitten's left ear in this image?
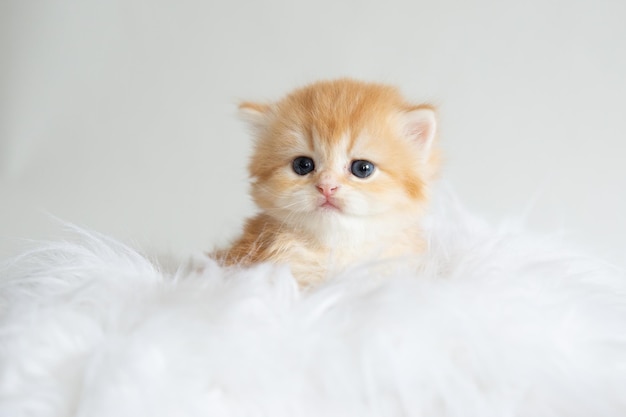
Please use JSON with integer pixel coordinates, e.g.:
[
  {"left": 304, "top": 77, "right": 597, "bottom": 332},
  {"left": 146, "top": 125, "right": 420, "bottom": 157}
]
[{"left": 400, "top": 106, "right": 437, "bottom": 160}]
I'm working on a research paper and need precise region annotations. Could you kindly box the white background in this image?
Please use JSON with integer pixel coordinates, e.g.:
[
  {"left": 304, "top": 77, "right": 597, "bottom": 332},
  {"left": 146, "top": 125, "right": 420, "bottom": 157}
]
[{"left": 1, "top": 0, "right": 625, "bottom": 267}]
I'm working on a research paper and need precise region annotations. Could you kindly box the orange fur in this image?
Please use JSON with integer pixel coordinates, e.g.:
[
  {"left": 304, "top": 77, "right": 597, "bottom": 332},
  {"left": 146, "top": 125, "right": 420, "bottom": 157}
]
[{"left": 212, "top": 79, "right": 440, "bottom": 287}]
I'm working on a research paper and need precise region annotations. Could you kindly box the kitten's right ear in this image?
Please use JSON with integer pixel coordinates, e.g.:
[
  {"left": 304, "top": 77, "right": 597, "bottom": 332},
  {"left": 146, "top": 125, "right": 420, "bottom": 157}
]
[{"left": 239, "top": 101, "right": 273, "bottom": 133}]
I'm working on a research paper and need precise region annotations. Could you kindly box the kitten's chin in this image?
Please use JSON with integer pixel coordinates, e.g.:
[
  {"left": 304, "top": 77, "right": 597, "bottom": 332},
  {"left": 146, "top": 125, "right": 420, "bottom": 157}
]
[{"left": 266, "top": 205, "right": 418, "bottom": 249}]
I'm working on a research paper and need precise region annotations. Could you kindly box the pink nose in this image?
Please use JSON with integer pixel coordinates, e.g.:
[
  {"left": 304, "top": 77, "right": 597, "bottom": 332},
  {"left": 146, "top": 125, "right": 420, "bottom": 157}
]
[{"left": 316, "top": 184, "right": 339, "bottom": 197}]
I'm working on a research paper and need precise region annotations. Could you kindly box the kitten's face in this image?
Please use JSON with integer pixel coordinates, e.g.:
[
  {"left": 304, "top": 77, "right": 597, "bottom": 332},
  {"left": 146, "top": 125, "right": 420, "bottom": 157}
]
[{"left": 241, "top": 79, "right": 439, "bottom": 233}]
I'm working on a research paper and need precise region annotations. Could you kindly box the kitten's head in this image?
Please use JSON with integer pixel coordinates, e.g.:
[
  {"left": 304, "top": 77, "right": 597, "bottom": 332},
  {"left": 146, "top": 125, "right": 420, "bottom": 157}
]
[{"left": 240, "top": 79, "right": 439, "bottom": 237}]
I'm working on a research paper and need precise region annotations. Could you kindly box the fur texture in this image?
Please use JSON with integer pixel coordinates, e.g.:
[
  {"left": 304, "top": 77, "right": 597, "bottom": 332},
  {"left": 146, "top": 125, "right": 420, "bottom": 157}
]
[
  {"left": 213, "top": 79, "right": 439, "bottom": 287},
  {"left": 1, "top": 191, "right": 625, "bottom": 417}
]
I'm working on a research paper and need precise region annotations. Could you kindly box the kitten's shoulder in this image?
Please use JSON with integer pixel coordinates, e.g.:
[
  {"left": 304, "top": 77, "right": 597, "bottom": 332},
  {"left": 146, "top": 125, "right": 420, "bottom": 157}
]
[{"left": 212, "top": 213, "right": 303, "bottom": 266}]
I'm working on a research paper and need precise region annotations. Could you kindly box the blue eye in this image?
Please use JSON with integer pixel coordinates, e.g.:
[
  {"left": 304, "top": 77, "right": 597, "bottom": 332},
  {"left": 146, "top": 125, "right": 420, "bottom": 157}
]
[
  {"left": 350, "top": 160, "right": 375, "bottom": 178},
  {"left": 293, "top": 156, "right": 315, "bottom": 175}
]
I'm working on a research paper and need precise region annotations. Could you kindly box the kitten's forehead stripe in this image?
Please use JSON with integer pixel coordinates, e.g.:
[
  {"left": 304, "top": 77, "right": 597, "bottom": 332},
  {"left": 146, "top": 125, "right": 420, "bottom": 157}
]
[
  {"left": 307, "top": 126, "right": 317, "bottom": 152},
  {"left": 347, "top": 129, "right": 359, "bottom": 156}
]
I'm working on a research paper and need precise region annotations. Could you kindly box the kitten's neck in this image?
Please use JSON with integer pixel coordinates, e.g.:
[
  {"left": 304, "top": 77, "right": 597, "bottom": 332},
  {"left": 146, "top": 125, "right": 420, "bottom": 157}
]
[{"left": 278, "top": 210, "right": 421, "bottom": 253}]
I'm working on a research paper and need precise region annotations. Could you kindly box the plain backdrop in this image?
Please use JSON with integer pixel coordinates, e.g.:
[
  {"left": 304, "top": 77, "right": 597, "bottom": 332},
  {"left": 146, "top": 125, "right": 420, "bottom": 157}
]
[{"left": 1, "top": 0, "right": 625, "bottom": 268}]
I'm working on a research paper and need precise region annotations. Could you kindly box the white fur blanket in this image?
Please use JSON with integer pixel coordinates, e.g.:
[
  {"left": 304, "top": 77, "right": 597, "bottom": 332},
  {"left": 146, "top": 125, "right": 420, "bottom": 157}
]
[{"left": 1, "top": 195, "right": 625, "bottom": 417}]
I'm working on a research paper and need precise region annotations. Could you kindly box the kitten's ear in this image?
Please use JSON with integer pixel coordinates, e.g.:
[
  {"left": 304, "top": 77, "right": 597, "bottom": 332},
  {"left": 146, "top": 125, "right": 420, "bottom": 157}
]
[
  {"left": 400, "top": 106, "right": 437, "bottom": 159},
  {"left": 239, "top": 101, "right": 273, "bottom": 133}
]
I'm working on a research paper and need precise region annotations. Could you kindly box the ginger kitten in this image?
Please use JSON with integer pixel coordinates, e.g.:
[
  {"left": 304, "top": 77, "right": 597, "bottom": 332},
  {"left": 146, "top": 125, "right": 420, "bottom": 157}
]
[{"left": 212, "top": 79, "right": 439, "bottom": 287}]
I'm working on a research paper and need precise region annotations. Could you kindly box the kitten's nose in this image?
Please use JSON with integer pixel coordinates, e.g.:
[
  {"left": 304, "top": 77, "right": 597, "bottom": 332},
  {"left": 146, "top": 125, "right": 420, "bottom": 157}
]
[{"left": 316, "top": 183, "right": 339, "bottom": 197}]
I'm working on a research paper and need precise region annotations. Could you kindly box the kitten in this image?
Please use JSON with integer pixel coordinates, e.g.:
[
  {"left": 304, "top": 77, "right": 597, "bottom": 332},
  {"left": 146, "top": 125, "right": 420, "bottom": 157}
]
[{"left": 212, "top": 79, "right": 439, "bottom": 287}]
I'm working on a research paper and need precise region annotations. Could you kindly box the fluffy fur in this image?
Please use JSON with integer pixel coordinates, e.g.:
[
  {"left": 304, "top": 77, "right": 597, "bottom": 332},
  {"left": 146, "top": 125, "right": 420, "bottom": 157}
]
[
  {"left": 1, "top": 191, "right": 625, "bottom": 417},
  {"left": 213, "top": 79, "right": 439, "bottom": 287}
]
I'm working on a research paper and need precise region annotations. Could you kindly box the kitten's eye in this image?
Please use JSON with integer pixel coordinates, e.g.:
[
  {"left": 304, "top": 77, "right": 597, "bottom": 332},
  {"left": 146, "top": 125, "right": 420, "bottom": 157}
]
[
  {"left": 292, "top": 156, "right": 315, "bottom": 175},
  {"left": 350, "top": 160, "right": 375, "bottom": 178}
]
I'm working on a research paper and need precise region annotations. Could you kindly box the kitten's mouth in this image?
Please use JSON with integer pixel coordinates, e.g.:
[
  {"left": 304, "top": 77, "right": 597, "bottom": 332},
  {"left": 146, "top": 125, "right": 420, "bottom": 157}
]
[{"left": 319, "top": 198, "right": 342, "bottom": 212}]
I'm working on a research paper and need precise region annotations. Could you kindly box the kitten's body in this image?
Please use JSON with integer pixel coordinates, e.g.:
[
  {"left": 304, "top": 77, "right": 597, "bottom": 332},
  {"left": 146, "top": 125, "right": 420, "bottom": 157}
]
[{"left": 213, "top": 79, "right": 439, "bottom": 287}]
